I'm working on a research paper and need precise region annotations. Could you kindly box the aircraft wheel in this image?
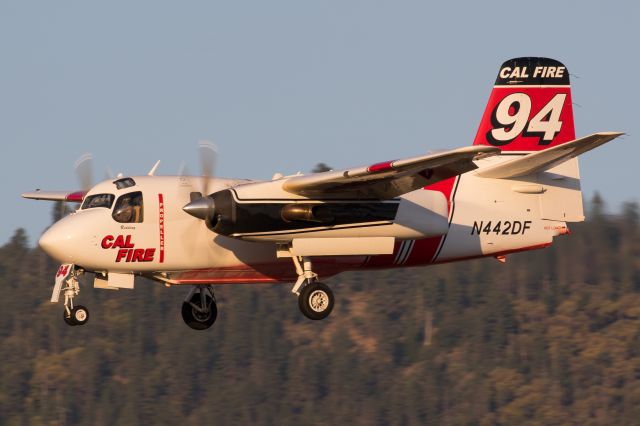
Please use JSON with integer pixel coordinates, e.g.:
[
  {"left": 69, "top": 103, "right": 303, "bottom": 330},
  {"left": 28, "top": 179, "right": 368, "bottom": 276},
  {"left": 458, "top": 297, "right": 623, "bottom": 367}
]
[
  {"left": 298, "top": 282, "right": 334, "bottom": 320},
  {"left": 63, "top": 310, "right": 77, "bottom": 326},
  {"left": 71, "top": 306, "right": 90, "bottom": 326},
  {"left": 182, "top": 294, "right": 217, "bottom": 330}
]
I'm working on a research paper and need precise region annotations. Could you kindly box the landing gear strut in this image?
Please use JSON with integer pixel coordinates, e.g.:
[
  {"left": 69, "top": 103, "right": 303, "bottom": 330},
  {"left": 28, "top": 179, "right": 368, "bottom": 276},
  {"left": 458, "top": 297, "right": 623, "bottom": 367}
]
[
  {"left": 291, "top": 256, "right": 335, "bottom": 320},
  {"left": 181, "top": 285, "right": 217, "bottom": 330}
]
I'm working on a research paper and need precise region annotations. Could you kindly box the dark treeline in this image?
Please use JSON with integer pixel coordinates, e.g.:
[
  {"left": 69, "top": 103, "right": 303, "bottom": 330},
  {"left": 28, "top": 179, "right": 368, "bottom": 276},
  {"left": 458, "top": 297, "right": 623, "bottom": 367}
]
[{"left": 2, "top": 195, "right": 640, "bottom": 425}]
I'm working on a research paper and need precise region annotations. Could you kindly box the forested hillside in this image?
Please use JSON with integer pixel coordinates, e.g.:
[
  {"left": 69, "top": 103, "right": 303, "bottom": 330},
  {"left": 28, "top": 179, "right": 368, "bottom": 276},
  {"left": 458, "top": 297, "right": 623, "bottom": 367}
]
[{"left": 2, "top": 195, "right": 640, "bottom": 425}]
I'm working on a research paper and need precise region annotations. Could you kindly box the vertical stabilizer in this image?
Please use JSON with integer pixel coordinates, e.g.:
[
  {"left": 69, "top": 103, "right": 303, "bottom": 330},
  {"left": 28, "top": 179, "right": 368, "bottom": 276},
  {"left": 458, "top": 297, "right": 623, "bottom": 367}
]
[{"left": 473, "top": 57, "right": 575, "bottom": 152}]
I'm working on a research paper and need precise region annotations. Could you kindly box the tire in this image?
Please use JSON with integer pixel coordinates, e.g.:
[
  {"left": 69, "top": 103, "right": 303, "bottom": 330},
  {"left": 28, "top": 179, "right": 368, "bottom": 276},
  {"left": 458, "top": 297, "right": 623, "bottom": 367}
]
[
  {"left": 181, "top": 294, "right": 217, "bottom": 330},
  {"left": 298, "top": 282, "right": 334, "bottom": 320},
  {"left": 63, "top": 310, "right": 77, "bottom": 326},
  {"left": 71, "top": 306, "right": 90, "bottom": 326},
  {"left": 297, "top": 291, "right": 312, "bottom": 318}
]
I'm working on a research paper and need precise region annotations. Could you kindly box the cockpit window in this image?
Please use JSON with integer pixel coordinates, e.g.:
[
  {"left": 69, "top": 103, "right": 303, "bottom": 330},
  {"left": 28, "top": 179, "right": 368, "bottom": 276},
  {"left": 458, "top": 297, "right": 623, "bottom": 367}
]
[
  {"left": 113, "top": 177, "right": 136, "bottom": 190},
  {"left": 112, "top": 191, "right": 144, "bottom": 223},
  {"left": 81, "top": 193, "right": 115, "bottom": 210}
]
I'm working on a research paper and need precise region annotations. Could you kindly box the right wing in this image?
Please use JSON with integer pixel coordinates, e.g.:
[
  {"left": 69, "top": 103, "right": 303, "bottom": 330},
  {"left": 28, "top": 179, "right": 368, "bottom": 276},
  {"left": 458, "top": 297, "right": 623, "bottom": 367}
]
[
  {"left": 22, "top": 190, "right": 86, "bottom": 202},
  {"left": 283, "top": 145, "right": 500, "bottom": 199}
]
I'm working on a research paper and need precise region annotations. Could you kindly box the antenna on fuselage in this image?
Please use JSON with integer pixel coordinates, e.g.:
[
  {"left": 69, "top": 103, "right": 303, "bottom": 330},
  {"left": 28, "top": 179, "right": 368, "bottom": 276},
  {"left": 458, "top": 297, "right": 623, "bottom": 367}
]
[{"left": 148, "top": 160, "right": 161, "bottom": 176}]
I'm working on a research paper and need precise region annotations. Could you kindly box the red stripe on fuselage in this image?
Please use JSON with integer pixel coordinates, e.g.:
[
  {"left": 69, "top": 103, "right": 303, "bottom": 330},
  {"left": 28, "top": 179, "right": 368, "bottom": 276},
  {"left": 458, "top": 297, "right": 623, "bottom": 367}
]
[
  {"left": 158, "top": 193, "right": 165, "bottom": 263},
  {"left": 167, "top": 258, "right": 364, "bottom": 285},
  {"left": 365, "top": 176, "right": 458, "bottom": 269}
]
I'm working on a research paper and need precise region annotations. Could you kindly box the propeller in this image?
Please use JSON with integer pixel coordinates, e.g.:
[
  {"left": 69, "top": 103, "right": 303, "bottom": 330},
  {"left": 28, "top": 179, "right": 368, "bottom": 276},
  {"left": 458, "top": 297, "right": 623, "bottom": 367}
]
[
  {"left": 177, "top": 161, "right": 189, "bottom": 177},
  {"left": 182, "top": 141, "right": 219, "bottom": 227},
  {"left": 74, "top": 154, "right": 123, "bottom": 188},
  {"left": 105, "top": 166, "right": 115, "bottom": 180},
  {"left": 198, "top": 140, "right": 217, "bottom": 196},
  {"left": 51, "top": 153, "right": 94, "bottom": 220},
  {"left": 74, "top": 153, "right": 94, "bottom": 192}
]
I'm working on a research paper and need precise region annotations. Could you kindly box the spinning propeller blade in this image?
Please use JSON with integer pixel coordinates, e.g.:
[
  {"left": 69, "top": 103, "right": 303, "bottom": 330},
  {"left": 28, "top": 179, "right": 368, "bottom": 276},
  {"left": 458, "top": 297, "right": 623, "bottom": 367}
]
[
  {"left": 198, "top": 140, "right": 217, "bottom": 196},
  {"left": 74, "top": 153, "right": 93, "bottom": 192}
]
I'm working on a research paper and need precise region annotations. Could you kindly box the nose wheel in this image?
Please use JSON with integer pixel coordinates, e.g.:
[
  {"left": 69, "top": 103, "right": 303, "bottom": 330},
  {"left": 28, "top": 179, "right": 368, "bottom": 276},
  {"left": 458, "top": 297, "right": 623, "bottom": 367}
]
[
  {"left": 63, "top": 305, "right": 90, "bottom": 326},
  {"left": 181, "top": 286, "right": 218, "bottom": 330}
]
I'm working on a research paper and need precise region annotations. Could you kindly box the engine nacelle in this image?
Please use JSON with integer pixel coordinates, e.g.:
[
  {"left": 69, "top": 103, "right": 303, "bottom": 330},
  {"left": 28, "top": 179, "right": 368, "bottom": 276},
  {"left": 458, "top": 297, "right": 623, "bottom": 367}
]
[{"left": 192, "top": 183, "right": 449, "bottom": 243}]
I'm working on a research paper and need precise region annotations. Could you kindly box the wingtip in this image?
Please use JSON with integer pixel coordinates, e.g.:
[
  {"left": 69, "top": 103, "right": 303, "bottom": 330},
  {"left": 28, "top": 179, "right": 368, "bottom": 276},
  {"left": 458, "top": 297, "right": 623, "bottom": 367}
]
[
  {"left": 21, "top": 190, "right": 40, "bottom": 199},
  {"left": 596, "top": 131, "right": 625, "bottom": 137}
]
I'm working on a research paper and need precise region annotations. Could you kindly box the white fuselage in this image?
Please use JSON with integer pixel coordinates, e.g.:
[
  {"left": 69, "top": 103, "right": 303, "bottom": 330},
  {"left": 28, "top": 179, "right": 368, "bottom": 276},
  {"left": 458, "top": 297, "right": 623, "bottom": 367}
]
[{"left": 39, "top": 155, "right": 578, "bottom": 286}]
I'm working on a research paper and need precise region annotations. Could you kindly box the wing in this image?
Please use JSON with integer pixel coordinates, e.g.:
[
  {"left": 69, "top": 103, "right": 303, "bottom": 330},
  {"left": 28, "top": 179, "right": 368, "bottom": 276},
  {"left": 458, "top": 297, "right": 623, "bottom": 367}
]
[
  {"left": 475, "top": 132, "right": 623, "bottom": 179},
  {"left": 282, "top": 145, "right": 500, "bottom": 199},
  {"left": 22, "top": 190, "right": 87, "bottom": 202}
]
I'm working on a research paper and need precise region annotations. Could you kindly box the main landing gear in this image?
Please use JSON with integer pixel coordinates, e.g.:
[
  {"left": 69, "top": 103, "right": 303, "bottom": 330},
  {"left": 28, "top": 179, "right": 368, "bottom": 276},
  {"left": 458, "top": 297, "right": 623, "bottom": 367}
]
[
  {"left": 178, "top": 256, "right": 335, "bottom": 329},
  {"left": 181, "top": 285, "right": 218, "bottom": 330},
  {"left": 291, "top": 256, "right": 335, "bottom": 320}
]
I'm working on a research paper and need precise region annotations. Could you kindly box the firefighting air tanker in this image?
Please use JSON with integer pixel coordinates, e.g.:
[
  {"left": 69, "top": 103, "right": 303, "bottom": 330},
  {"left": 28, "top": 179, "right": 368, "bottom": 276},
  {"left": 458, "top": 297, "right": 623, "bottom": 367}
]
[{"left": 23, "top": 58, "right": 622, "bottom": 329}]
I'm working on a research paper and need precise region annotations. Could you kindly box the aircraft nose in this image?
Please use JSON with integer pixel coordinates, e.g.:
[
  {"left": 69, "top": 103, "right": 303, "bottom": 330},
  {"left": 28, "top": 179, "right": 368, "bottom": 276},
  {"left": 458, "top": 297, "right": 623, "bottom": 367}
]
[{"left": 39, "top": 218, "right": 77, "bottom": 264}]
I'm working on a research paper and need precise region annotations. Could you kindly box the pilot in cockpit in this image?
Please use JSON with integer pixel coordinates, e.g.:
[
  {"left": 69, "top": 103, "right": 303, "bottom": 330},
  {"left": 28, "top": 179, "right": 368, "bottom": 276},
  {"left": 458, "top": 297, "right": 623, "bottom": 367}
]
[{"left": 113, "top": 192, "right": 143, "bottom": 223}]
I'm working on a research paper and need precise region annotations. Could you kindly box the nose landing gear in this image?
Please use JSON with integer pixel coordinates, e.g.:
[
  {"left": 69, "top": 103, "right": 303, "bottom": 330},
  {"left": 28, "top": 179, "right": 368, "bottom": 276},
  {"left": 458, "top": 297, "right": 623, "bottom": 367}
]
[
  {"left": 53, "top": 264, "right": 90, "bottom": 327},
  {"left": 181, "top": 285, "right": 217, "bottom": 330}
]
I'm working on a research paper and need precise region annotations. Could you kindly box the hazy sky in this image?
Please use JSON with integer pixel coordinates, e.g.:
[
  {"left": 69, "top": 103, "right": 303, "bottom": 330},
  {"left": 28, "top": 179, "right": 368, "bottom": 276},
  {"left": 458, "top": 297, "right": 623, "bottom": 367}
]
[{"left": 1, "top": 1, "right": 637, "bottom": 245}]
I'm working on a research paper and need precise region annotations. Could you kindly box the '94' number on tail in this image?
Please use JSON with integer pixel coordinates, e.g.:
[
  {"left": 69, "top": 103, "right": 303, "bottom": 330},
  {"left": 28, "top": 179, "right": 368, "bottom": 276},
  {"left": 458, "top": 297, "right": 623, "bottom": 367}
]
[{"left": 487, "top": 93, "right": 566, "bottom": 146}]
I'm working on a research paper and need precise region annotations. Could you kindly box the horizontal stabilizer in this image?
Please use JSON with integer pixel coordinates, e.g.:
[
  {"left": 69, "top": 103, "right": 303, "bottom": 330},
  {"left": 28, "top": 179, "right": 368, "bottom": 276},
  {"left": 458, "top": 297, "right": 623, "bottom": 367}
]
[
  {"left": 476, "top": 132, "right": 623, "bottom": 179},
  {"left": 22, "top": 190, "right": 87, "bottom": 202}
]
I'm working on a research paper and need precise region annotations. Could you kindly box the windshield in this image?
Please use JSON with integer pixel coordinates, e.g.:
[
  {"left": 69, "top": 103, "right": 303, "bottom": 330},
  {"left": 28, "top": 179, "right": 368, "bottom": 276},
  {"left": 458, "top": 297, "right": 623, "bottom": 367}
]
[
  {"left": 81, "top": 193, "right": 115, "bottom": 210},
  {"left": 112, "top": 191, "right": 144, "bottom": 223}
]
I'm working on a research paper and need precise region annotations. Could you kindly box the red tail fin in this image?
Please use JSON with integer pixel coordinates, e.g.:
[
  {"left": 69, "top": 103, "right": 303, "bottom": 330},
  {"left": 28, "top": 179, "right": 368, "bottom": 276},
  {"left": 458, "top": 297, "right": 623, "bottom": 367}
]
[{"left": 473, "top": 57, "right": 575, "bottom": 152}]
